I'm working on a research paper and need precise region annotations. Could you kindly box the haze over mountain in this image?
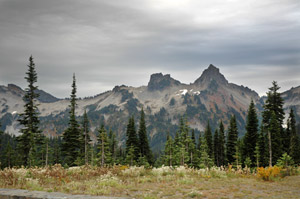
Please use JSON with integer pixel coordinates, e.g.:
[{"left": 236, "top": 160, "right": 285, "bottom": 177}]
[{"left": 0, "top": 65, "right": 299, "bottom": 151}]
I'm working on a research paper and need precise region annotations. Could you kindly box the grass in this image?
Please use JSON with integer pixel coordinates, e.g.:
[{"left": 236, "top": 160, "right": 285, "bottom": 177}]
[{"left": 0, "top": 165, "right": 300, "bottom": 198}]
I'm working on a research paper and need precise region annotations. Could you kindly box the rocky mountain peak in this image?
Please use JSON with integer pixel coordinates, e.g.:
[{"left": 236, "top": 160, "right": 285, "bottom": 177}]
[
  {"left": 148, "top": 73, "right": 181, "bottom": 91},
  {"left": 194, "top": 64, "right": 228, "bottom": 85}
]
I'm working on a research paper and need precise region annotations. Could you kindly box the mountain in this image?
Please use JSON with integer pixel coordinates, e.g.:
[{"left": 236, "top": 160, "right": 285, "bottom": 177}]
[
  {"left": 0, "top": 65, "right": 298, "bottom": 151},
  {"left": 281, "top": 86, "right": 300, "bottom": 121}
]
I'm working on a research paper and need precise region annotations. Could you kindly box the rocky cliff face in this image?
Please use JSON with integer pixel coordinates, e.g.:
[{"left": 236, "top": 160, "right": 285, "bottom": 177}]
[{"left": 0, "top": 65, "right": 298, "bottom": 151}]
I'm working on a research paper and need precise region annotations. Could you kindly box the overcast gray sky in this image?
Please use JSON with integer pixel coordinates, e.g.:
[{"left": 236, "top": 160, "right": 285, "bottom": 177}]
[{"left": 0, "top": 0, "right": 299, "bottom": 98}]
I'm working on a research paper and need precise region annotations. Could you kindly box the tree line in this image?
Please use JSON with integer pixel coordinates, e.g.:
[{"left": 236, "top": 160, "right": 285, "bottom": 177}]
[{"left": 0, "top": 56, "right": 300, "bottom": 168}]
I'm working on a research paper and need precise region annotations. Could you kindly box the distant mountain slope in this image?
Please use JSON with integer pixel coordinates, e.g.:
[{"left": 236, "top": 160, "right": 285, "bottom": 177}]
[{"left": 0, "top": 65, "right": 299, "bottom": 151}]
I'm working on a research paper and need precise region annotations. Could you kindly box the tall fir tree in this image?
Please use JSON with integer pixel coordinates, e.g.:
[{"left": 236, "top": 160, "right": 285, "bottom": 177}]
[
  {"left": 218, "top": 121, "right": 226, "bottom": 166},
  {"left": 288, "top": 109, "right": 300, "bottom": 164},
  {"left": 204, "top": 121, "right": 213, "bottom": 158},
  {"left": 262, "top": 81, "right": 285, "bottom": 166},
  {"left": 268, "top": 111, "right": 282, "bottom": 165},
  {"left": 108, "top": 129, "right": 117, "bottom": 164},
  {"left": 243, "top": 100, "right": 259, "bottom": 166},
  {"left": 226, "top": 115, "right": 238, "bottom": 165},
  {"left": 97, "top": 125, "right": 111, "bottom": 167},
  {"left": 199, "top": 135, "right": 213, "bottom": 168},
  {"left": 189, "top": 129, "right": 198, "bottom": 167},
  {"left": 258, "top": 125, "right": 266, "bottom": 167},
  {"left": 213, "top": 129, "right": 219, "bottom": 166},
  {"left": 80, "top": 109, "right": 91, "bottom": 165},
  {"left": 18, "top": 56, "right": 43, "bottom": 166},
  {"left": 197, "top": 131, "right": 202, "bottom": 151},
  {"left": 61, "top": 74, "right": 81, "bottom": 166},
  {"left": 125, "top": 116, "right": 139, "bottom": 161},
  {"left": 138, "top": 108, "right": 153, "bottom": 165},
  {"left": 177, "top": 117, "right": 190, "bottom": 166},
  {"left": 163, "top": 131, "right": 174, "bottom": 166}
]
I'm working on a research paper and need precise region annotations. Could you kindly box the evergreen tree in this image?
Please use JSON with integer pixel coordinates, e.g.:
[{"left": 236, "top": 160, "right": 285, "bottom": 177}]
[
  {"left": 164, "top": 131, "right": 174, "bottom": 166},
  {"left": 218, "top": 121, "right": 226, "bottom": 166},
  {"left": 80, "top": 110, "right": 91, "bottom": 165},
  {"left": 257, "top": 127, "right": 266, "bottom": 167},
  {"left": 3, "top": 142, "right": 13, "bottom": 168},
  {"left": 199, "top": 135, "right": 213, "bottom": 168},
  {"left": 189, "top": 130, "right": 198, "bottom": 167},
  {"left": 108, "top": 129, "right": 117, "bottom": 164},
  {"left": 177, "top": 117, "right": 190, "bottom": 166},
  {"left": 197, "top": 131, "right": 202, "bottom": 151},
  {"left": 17, "top": 56, "right": 43, "bottom": 166},
  {"left": 53, "top": 137, "right": 62, "bottom": 164},
  {"left": 97, "top": 125, "right": 111, "bottom": 167},
  {"left": 204, "top": 121, "right": 213, "bottom": 158},
  {"left": 125, "top": 116, "right": 139, "bottom": 161},
  {"left": 289, "top": 109, "right": 300, "bottom": 163},
  {"left": 262, "top": 81, "right": 285, "bottom": 166},
  {"left": 243, "top": 100, "right": 259, "bottom": 166},
  {"left": 126, "top": 145, "right": 136, "bottom": 166},
  {"left": 61, "top": 74, "right": 81, "bottom": 166},
  {"left": 213, "top": 129, "right": 219, "bottom": 166},
  {"left": 268, "top": 111, "right": 282, "bottom": 165},
  {"left": 226, "top": 115, "right": 238, "bottom": 165},
  {"left": 254, "top": 141, "right": 260, "bottom": 168},
  {"left": 138, "top": 108, "right": 153, "bottom": 165}
]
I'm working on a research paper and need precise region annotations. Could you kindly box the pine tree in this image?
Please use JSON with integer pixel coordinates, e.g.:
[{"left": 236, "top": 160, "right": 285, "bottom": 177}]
[
  {"left": 254, "top": 141, "right": 260, "bottom": 168},
  {"left": 257, "top": 126, "right": 266, "bottom": 167},
  {"left": 61, "top": 74, "right": 81, "bottom": 166},
  {"left": 164, "top": 131, "right": 174, "bottom": 166},
  {"left": 126, "top": 145, "right": 136, "bottom": 166},
  {"left": 80, "top": 110, "right": 91, "bottom": 165},
  {"left": 213, "top": 129, "right": 219, "bottom": 166},
  {"left": 197, "top": 131, "right": 202, "bottom": 151},
  {"left": 268, "top": 111, "right": 282, "bottom": 165},
  {"left": 125, "top": 116, "right": 139, "bottom": 162},
  {"left": 204, "top": 121, "right": 213, "bottom": 158},
  {"left": 97, "top": 125, "right": 111, "bottom": 167},
  {"left": 199, "top": 136, "right": 213, "bottom": 168},
  {"left": 108, "top": 129, "right": 117, "bottom": 164},
  {"left": 53, "top": 137, "right": 62, "bottom": 164},
  {"left": 138, "top": 108, "right": 153, "bottom": 165},
  {"left": 262, "top": 81, "right": 285, "bottom": 166},
  {"left": 218, "top": 121, "right": 226, "bottom": 166},
  {"left": 189, "top": 130, "right": 198, "bottom": 167},
  {"left": 226, "top": 115, "right": 238, "bottom": 165},
  {"left": 3, "top": 142, "right": 13, "bottom": 168},
  {"left": 178, "top": 117, "right": 190, "bottom": 166},
  {"left": 289, "top": 109, "right": 300, "bottom": 164},
  {"left": 243, "top": 100, "right": 259, "bottom": 166},
  {"left": 17, "top": 56, "right": 43, "bottom": 166}
]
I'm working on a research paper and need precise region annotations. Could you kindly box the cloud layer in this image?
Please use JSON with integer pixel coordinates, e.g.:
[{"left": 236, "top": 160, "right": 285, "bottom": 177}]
[{"left": 0, "top": 0, "right": 299, "bottom": 97}]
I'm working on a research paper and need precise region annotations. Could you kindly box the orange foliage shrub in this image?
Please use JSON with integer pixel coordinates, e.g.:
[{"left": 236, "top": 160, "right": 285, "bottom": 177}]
[{"left": 257, "top": 166, "right": 282, "bottom": 181}]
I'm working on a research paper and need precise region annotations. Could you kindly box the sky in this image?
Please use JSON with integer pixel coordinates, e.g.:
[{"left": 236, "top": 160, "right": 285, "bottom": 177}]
[{"left": 0, "top": 0, "right": 299, "bottom": 98}]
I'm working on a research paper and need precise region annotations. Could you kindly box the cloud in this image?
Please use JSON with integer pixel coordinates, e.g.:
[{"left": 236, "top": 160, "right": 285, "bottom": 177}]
[{"left": 0, "top": 0, "right": 299, "bottom": 97}]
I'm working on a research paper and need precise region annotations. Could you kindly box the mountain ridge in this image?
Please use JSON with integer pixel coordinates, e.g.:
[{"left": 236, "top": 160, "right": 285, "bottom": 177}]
[{"left": 0, "top": 65, "right": 299, "bottom": 151}]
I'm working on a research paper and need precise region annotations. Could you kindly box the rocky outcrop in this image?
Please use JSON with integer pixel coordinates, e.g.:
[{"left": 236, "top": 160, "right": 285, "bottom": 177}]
[{"left": 147, "top": 73, "right": 181, "bottom": 91}]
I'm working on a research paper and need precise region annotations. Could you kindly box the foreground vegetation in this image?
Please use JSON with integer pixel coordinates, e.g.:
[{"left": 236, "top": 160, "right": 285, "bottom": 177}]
[{"left": 1, "top": 165, "right": 300, "bottom": 199}]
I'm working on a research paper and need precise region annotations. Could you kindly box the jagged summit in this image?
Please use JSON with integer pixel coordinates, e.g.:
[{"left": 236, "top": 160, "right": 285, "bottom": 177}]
[
  {"left": 148, "top": 73, "right": 181, "bottom": 91},
  {"left": 194, "top": 64, "right": 228, "bottom": 85}
]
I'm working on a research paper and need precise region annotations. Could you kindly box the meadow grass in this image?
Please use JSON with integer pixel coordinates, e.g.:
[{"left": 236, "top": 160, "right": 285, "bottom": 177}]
[{"left": 0, "top": 165, "right": 299, "bottom": 199}]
